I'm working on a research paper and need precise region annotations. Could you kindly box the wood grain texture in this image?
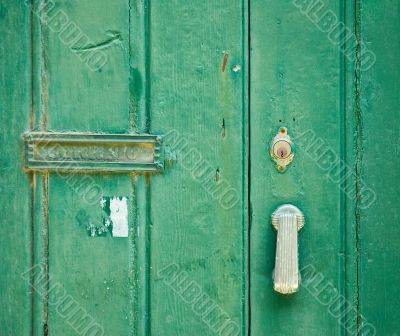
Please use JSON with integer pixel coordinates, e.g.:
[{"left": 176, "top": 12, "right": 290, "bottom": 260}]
[
  {"left": 149, "top": 1, "right": 248, "bottom": 335},
  {"left": 250, "top": 0, "right": 357, "bottom": 334},
  {"left": 0, "top": 1, "right": 32, "bottom": 335},
  {"left": 359, "top": 1, "right": 400, "bottom": 334}
]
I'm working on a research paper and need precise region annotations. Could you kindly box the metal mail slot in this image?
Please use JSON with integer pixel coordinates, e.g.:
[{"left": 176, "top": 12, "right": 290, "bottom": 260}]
[{"left": 23, "top": 132, "right": 164, "bottom": 173}]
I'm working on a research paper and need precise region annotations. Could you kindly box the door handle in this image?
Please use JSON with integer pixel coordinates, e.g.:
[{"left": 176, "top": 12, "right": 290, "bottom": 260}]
[{"left": 272, "top": 204, "right": 304, "bottom": 294}]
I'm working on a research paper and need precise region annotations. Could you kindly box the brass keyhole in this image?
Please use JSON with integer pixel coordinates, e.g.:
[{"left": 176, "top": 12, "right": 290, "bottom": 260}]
[
  {"left": 270, "top": 127, "right": 294, "bottom": 172},
  {"left": 273, "top": 140, "right": 291, "bottom": 159},
  {"left": 278, "top": 147, "right": 288, "bottom": 158}
]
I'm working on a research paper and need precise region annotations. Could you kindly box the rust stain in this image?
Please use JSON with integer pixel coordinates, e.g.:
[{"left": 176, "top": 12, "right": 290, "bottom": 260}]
[{"left": 221, "top": 53, "right": 229, "bottom": 72}]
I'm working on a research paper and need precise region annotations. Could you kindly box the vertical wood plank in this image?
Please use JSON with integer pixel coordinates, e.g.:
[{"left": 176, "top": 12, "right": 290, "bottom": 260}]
[
  {"left": 40, "top": 1, "right": 133, "bottom": 335},
  {"left": 129, "top": 2, "right": 152, "bottom": 334},
  {"left": 250, "top": 0, "right": 357, "bottom": 334},
  {"left": 148, "top": 1, "right": 247, "bottom": 335},
  {"left": 359, "top": 1, "right": 400, "bottom": 334},
  {"left": 343, "top": 2, "right": 359, "bottom": 334},
  {"left": 30, "top": 1, "right": 51, "bottom": 334},
  {"left": 0, "top": 1, "right": 32, "bottom": 335}
]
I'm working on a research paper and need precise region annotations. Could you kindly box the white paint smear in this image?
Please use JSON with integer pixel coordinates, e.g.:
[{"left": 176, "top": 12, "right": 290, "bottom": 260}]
[{"left": 110, "top": 197, "right": 129, "bottom": 238}]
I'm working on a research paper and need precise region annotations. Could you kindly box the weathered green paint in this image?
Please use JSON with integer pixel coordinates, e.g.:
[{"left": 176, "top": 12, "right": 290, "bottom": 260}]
[
  {"left": 148, "top": 1, "right": 248, "bottom": 335},
  {"left": 0, "top": 2, "right": 32, "bottom": 335},
  {"left": 359, "top": 1, "right": 400, "bottom": 334},
  {"left": 3, "top": 0, "right": 248, "bottom": 335},
  {"left": 41, "top": 1, "right": 132, "bottom": 334},
  {"left": 250, "top": 0, "right": 358, "bottom": 334},
  {"left": 1, "top": 0, "right": 399, "bottom": 335}
]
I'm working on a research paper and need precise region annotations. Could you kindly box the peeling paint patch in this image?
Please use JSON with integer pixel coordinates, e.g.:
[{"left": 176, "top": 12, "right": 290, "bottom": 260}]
[
  {"left": 76, "top": 196, "right": 129, "bottom": 238},
  {"left": 232, "top": 65, "right": 241, "bottom": 72},
  {"left": 76, "top": 209, "right": 108, "bottom": 237},
  {"left": 101, "top": 197, "right": 129, "bottom": 238}
]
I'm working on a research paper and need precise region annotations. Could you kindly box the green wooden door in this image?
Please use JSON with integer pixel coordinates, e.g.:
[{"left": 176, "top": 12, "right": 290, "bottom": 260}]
[
  {"left": 0, "top": 1, "right": 399, "bottom": 336},
  {"left": 249, "top": 1, "right": 400, "bottom": 335}
]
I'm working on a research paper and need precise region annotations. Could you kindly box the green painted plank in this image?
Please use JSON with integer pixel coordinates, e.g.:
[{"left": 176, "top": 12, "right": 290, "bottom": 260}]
[
  {"left": 148, "top": 1, "right": 248, "bottom": 335},
  {"left": 38, "top": 1, "right": 133, "bottom": 335},
  {"left": 30, "top": 0, "right": 52, "bottom": 334},
  {"left": 48, "top": 175, "right": 132, "bottom": 335},
  {"left": 46, "top": 1, "right": 130, "bottom": 133},
  {"left": 343, "top": 3, "right": 359, "bottom": 332},
  {"left": 32, "top": 172, "right": 50, "bottom": 336},
  {"left": 0, "top": 1, "right": 32, "bottom": 335},
  {"left": 250, "top": 1, "right": 357, "bottom": 334},
  {"left": 359, "top": 1, "right": 400, "bottom": 334},
  {"left": 129, "top": 2, "right": 151, "bottom": 335}
]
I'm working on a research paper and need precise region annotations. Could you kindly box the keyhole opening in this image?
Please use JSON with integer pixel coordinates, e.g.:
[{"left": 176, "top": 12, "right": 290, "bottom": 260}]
[{"left": 276, "top": 146, "right": 288, "bottom": 159}]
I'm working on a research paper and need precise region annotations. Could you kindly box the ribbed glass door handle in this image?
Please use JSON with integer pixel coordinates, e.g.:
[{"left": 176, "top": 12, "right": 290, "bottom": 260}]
[{"left": 272, "top": 204, "right": 305, "bottom": 294}]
